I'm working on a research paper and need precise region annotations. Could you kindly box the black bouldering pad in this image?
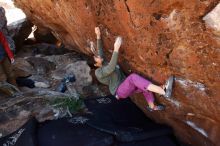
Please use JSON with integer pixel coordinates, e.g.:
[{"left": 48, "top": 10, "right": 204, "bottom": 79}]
[
  {"left": 85, "top": 95, "right": 173, "bottom": 142},
  {"left": 0, "top": 118, "right": 38, "bottom": 146},
  {"left": 37, "top": 117, "right": 114, "bottom": 146},
  {"left": 0, "top": 95, "right": 181, "bottom": 146},
  {"left": 117, "top": 136, "right": 178, "bottom": 146}
]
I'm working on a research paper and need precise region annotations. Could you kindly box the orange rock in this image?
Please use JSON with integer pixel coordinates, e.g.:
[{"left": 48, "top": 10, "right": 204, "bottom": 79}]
[{"left": 14, "top": 1, "right": 220, "bottom": 145}]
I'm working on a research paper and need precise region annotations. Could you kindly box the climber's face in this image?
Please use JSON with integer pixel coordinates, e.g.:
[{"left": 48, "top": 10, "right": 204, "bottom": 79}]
[{"left": 93, "top": 56, "right": 103, "bottom": 67}]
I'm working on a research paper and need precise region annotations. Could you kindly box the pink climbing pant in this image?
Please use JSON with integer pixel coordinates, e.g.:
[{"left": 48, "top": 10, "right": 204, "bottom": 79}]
[{"left": 116, "top": 73, "right": 155, "bottom": 103}]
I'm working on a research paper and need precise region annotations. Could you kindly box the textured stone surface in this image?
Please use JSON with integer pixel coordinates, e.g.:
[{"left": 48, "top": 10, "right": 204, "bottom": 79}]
[
  {"left": 14, "top": 0, "right": 220, "bottom": 145},
  {"left": 52, "top": 60, "right": 93, "bottom": 94},
  {"left": 0, "top": 49, "right": 99, "bottom": 136},
  {"left": 8, "top": 19, "right": 33, "bottom": 51},
  {"left": 26, "top": 57, "right": 56, "bottom": 75},
  {"left": 203, "top": 3, "right": 220, "bottom": 34},
  {"left": 13, "top": 58, "right": 33, "bottom": 77}
]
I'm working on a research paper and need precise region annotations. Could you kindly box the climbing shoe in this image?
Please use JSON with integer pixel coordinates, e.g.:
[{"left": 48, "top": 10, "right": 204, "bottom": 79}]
[
  {"left": 164, "top": 76, "right": 174, "bottom": 98},
  {"left": 146, "top": 104, "right": 165, "bottom": 112}
]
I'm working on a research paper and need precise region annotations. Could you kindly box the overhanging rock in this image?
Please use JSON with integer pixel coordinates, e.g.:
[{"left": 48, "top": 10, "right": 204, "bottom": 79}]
[{"left": 14, "top": 0, "right": 220, "bottom": 146}]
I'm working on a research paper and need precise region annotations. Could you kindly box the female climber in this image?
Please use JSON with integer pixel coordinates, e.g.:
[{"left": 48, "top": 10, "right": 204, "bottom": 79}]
[{"left": 91, "top": 27, "right": 174, "bottom": 111}]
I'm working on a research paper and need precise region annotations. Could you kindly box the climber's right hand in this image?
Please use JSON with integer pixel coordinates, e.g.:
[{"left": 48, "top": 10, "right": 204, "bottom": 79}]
[
  {"left": 95, "top": 27, "right": 101, "bottom": 39},
  {"left": 114, "top": 36, "right": 123, "bottom": 52}
]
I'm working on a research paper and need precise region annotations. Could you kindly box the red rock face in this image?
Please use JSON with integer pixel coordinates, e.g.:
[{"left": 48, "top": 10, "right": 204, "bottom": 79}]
[{"left": 14, "top": 0, "right": 220, "bottom": 145}]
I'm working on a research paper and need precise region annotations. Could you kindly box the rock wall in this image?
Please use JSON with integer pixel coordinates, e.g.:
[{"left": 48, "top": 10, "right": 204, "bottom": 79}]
[{"left": 14, "top": 0, "right": 220, "bottom": 145}]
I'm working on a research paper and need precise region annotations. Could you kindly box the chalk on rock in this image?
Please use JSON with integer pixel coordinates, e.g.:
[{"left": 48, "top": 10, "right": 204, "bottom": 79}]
[{"left": 203, "top": 3, "right": 220, "bottom": 33}]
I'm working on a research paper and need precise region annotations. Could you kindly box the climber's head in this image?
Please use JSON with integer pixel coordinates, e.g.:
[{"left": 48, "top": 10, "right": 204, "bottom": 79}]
[{"left": 93, "top": 55, "right": 103, "bottom": 67}]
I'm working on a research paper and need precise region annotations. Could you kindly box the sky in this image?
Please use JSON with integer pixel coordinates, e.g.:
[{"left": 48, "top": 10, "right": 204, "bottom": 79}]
[{"left": 0, "top": 0, "right": 26, "bottom": 25}]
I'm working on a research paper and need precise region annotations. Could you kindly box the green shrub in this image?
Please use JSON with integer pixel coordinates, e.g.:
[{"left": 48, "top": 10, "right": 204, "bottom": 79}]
[{"left": 51, "top": 97, "right": 84, "bottom": 113}]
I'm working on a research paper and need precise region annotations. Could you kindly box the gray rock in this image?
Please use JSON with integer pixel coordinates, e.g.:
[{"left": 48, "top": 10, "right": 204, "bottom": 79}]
[
  {"left": 26, "top": 57, "right": 56, "bottom": 75},
  {"left": 34, "top": 106, "right": 55, "bottom": 122},
  {"left": 0, "top": 82, "right": 20, "bottom": 96},
  {"left": 13, "top": 58, "right": 33, "bottom": 78},
  {"left": 44, "top": 53, "right": 82, "bottom": 66},
  {"left": 52, "top": 61, "right": 92, "bottom": 93},
  {"left": 7, "top": 19, "right": 33, "bottom": 50}
]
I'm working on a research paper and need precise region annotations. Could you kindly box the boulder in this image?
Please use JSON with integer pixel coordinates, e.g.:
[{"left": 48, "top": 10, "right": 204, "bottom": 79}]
[
  {"left": 7, "top": 19, "right": 33, "bottom": 51},
  {"left": 14, "top": 0, "right": 220, "bottom": 145},
  {"left": 13, "top": 58, "right": 33, "bottom": 78},
  {"left": 203, "top": 3, "right": 220, "bottom": 36},
  {"left": 26, "top": 57, "right": 56, "bottom": 75},
  {"left": 52, "top": 61, "right": 92, "bottom": 94},
  {"left": 0, "top": 82, "right": 20, "bottom": 96}
]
